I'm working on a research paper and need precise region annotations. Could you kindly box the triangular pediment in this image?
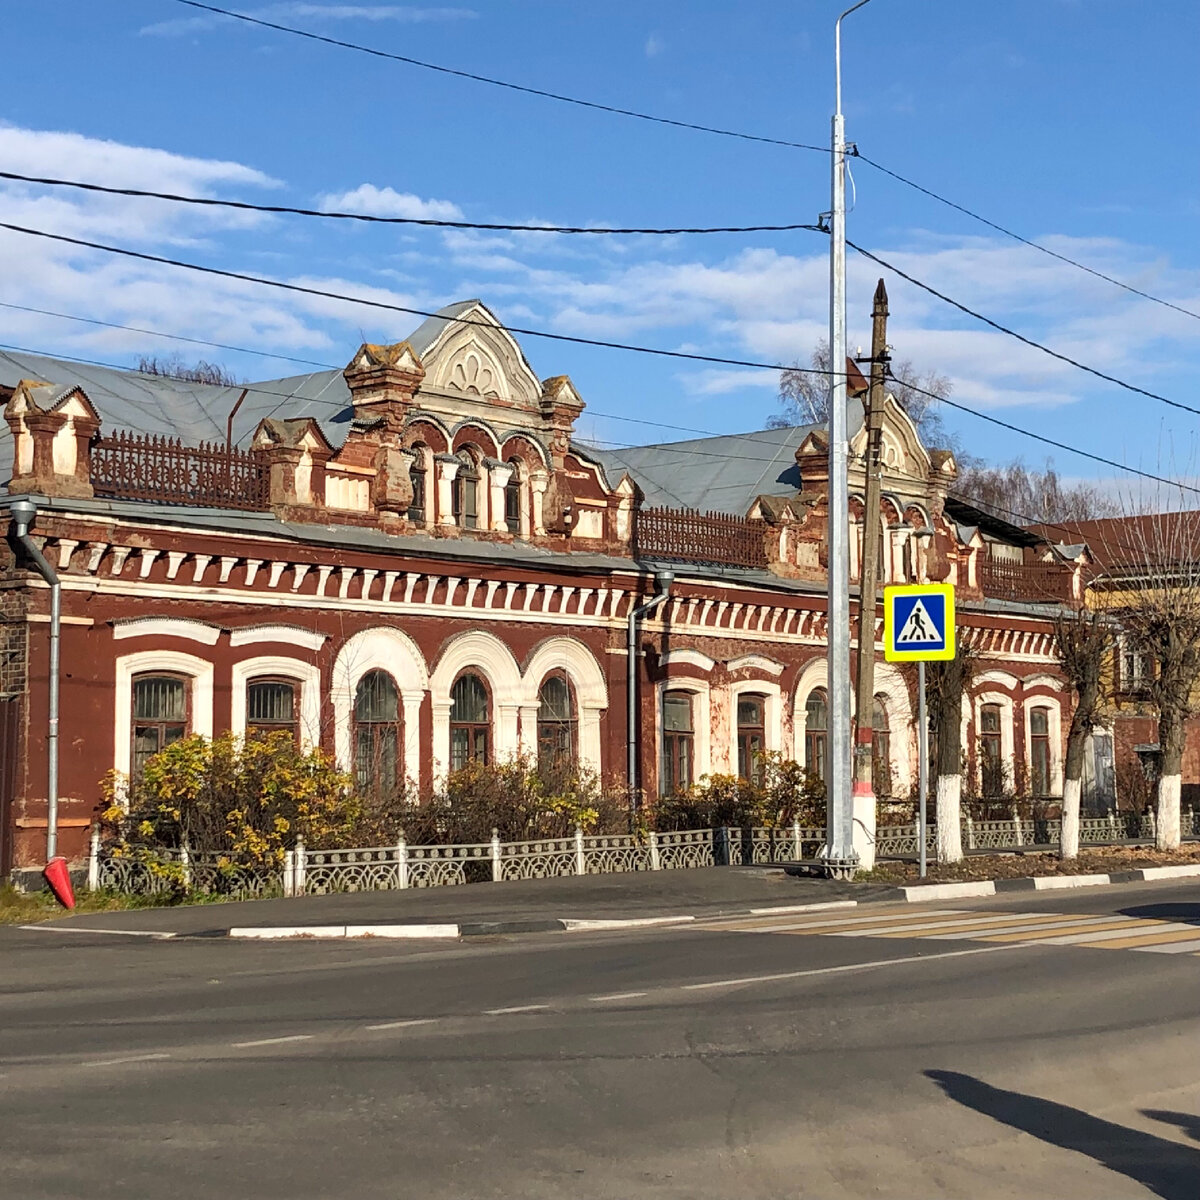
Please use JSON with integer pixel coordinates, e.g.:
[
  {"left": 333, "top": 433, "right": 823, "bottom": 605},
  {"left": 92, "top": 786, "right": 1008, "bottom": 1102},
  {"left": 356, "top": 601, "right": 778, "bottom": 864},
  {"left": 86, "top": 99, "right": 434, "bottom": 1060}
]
[{"left": 420, "top": 302, "right": 542, "bottom": 408}]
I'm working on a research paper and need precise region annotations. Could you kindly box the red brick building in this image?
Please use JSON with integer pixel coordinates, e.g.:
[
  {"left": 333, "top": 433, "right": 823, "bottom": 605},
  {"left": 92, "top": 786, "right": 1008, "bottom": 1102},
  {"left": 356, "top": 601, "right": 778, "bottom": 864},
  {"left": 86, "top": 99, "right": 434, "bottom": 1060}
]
[{"left": 0, "top": 301, "right": 1083, "bottom": 875}]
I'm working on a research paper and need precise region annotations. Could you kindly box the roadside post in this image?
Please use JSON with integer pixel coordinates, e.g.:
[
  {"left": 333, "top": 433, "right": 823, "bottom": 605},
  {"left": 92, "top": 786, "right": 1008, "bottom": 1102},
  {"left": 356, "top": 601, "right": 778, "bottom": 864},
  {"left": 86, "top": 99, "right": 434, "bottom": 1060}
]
[{"left": 883, "top": 583, "right": 956, "bottom": 878}]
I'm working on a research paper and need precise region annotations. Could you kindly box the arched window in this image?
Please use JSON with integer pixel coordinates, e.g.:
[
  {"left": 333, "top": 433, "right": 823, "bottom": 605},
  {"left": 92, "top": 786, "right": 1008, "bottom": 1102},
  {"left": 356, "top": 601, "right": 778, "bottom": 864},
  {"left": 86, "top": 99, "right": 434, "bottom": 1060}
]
[
  {"left": 450, "top": 673, "right": 489, "bottom": 770},
  {"left": 354, "top": 670, "right": 401, "bottom": 795},
  {"left": 537, "top": 672, "right": 576, "bottom": 768},
  {"left": 980, "top": 702, "right": 1004, "bottom": 796},
  {"left": 662, "top": 690, "right": 694, "bottom": 794},
  {"left": 805, "top": 689, "right": 828, "bottom": 783},
  {"left": 452, "top": 449, "right": 479, "bottom": 529},
  {"left": 505, "top": 457, "right": 522, "bottom": 533},
  {"left": 132, "top": 674, "right": 188, "bottom": 775},
  {"left": 1030, "top": 706, "right": 1051, "bottom": 797},
  {"left": 872, "top": 695, "right": 891, "bottom": 797},
  {"left": 736, "top": 693, "right": 766, "bottom": 785},
  {"left": 247, "top": 677, "right": 298, "bottom": 744},
  {"left": 408, "top": 444, "right": 427, "bottom": 524}
]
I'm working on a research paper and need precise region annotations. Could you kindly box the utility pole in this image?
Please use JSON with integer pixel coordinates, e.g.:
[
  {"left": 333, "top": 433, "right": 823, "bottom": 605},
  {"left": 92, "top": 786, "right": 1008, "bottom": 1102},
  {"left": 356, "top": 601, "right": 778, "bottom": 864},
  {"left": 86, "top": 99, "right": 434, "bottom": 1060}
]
[
  {"left": 825, "top": 0, "right": 873, "bottom": 872},
  {"left": 851, "top": 279, "right": 889, "bottom": 872}
]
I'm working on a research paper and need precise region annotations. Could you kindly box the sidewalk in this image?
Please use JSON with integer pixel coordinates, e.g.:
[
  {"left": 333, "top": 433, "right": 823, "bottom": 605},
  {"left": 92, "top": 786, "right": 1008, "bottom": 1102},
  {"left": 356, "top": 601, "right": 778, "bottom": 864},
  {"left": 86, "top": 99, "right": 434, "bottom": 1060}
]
[{"left": 44, "top": 867, "right": 900, "bottom": 937}]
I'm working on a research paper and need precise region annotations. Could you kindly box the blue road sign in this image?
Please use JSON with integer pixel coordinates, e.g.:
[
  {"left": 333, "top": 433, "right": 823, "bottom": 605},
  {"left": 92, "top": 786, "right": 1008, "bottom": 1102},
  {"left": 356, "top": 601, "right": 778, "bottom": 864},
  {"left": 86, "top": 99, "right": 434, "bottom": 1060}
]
[{"left": 883, "top": 584, "right": 956, "bottom": 662}]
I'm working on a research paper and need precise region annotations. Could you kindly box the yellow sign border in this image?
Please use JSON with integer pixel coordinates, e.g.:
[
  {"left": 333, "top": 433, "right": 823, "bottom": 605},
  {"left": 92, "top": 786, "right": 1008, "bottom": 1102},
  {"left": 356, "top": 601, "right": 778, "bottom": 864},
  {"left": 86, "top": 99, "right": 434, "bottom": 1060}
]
[{"left": 883, "top": 583, "right": 956, "bottom": 662}]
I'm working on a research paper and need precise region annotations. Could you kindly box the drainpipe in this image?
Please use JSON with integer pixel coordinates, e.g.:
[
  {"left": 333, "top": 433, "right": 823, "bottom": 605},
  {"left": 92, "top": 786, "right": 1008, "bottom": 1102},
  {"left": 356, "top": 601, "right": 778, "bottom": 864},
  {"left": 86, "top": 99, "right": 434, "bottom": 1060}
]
[
  {"left": 626, "top": 568, "right": 673, "bottom": 804},
  {"left": 9, "top": 500, "right": 60, "bottom": 861}
]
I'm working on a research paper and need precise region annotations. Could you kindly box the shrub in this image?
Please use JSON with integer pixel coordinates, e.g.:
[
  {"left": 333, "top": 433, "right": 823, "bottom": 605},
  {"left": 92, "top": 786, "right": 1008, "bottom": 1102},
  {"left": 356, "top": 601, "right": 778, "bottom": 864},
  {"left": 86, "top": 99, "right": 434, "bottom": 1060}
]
[{"left": 102, "top": 731, "right": 360, "bottom": 867}]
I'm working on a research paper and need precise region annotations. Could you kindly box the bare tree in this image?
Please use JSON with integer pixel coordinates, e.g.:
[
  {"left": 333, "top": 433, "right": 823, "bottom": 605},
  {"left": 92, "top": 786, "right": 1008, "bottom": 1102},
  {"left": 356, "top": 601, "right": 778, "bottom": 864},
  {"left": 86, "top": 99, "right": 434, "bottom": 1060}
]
[
  {"left": 956, "top": 458, "right": 1119, "bottom": 524},
  {"left": 1053, "top": 606, "right": 1115, "bottom": 858},
  {"left": 769, "top": 338, "right": 953, "bottom": 446},
  {"left": 926, "top": 640, "right": 972, "bottom": 863},
  {"left": 137, "top": 353, "right": 242, "bottom": 387},
  {"left": 1094, "top": 509, "right": 1200, "bottom": 850}
]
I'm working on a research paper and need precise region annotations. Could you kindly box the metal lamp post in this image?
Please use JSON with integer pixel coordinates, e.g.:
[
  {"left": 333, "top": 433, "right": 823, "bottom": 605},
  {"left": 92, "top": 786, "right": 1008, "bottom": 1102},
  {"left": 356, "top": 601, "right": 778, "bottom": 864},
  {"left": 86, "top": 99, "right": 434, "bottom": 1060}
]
[{"left": 825, "top": 0, "right": 875, "bottom": 871}]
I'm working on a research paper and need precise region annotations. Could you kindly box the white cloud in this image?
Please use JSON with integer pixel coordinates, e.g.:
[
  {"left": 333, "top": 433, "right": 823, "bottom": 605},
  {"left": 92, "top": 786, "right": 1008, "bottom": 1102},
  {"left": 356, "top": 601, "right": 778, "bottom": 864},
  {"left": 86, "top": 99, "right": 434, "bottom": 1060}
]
[
  {"left": 140, "top": 4, "right": 476, "bottom": 37},
  {"left": 318, "top": 184, "right": 464, "bottom": 222}
]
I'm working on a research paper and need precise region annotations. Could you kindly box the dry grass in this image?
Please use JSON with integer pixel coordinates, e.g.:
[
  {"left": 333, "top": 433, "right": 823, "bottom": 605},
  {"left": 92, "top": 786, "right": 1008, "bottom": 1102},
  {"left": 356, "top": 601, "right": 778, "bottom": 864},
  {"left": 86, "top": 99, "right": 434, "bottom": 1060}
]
[
  {"left": 865, "top": 844, "right": 1200, "bottom": 884},
  {"left": 0, "top": 884, "right": 186, "bottom": 926}
]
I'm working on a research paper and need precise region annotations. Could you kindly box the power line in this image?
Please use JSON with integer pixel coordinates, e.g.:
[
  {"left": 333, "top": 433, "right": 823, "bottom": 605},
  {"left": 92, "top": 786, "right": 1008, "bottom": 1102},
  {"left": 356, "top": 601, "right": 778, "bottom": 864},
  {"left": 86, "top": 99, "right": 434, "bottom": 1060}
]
[
  {"left": 4, "top": 220, "right": 1194, "bottom": 495},
  {"left": 0, "top": 171, "right": 825, "bottom": 236},
  {"left": 848, "top": 239, "right": 1200, "bottom": 420},
  {"left": 168, "top": 0, "right": 830, "bottom": 156},
  {"left": 855, "top": 152, "right": 1200, "bottom": 325},
  {"left": 0, "top": 300, "right": 336, "bottom": 371}
]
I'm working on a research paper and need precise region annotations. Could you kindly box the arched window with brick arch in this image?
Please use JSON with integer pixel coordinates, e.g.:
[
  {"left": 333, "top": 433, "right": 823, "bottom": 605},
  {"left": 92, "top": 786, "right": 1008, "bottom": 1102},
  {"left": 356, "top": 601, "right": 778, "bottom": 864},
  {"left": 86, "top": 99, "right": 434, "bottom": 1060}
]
[
  {"left": 450, "top": 673, "right": 490, "bottom": 770},
  {"left": 354, "top": 670, "right": 402, "bottom": 796}
]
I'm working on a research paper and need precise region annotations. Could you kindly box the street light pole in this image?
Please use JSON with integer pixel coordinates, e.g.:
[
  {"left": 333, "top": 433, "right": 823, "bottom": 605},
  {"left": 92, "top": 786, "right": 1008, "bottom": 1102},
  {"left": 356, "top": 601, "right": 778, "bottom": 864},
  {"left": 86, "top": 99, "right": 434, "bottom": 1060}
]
[{"left": 826, "top": 0, "right": 873, "bottom": 871}]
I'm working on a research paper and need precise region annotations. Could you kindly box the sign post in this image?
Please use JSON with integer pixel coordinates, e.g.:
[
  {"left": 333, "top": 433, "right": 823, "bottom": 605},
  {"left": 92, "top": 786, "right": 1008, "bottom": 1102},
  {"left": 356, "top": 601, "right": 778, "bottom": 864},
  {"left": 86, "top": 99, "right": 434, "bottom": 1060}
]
[{"left": 883, "top": 583, "right": 956, "bottom": 879}]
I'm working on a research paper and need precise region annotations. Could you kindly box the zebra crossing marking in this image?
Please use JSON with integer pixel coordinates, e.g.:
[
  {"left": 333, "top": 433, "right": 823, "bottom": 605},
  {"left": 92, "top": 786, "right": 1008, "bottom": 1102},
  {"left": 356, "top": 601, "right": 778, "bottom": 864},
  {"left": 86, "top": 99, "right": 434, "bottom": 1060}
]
[{"left": 701, "top": 907, "right": 1200, "bottom": 958}]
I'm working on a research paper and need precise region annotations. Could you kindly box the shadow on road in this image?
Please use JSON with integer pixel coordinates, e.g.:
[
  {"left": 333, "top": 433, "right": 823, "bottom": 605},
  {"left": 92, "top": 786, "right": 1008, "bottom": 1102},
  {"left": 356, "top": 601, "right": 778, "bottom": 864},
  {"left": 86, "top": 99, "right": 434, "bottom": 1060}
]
[
  {"left": 926, "top": 1070, "right": 1200, "bottom": 1200},
  {"left": 1144, "top": 1110, "right": 1200, "bottom": 1145},
  {"left": 1118, "top": 904, "right": 1200, "bottom": 925}
]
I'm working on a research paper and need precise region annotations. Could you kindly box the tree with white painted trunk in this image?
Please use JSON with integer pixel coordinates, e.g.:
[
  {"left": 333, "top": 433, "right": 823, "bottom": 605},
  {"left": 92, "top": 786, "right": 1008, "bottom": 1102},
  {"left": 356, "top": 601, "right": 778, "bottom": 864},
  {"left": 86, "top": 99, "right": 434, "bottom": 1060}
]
[
  {"left": 1053, "top": 607, "right": 1114, "bottom": 859},
  {"left": 926, "top": 641, "right": 972, "bottom": 864},
  {"left": 1093, "top": 508, "right": 1200, "bottom": 851}
]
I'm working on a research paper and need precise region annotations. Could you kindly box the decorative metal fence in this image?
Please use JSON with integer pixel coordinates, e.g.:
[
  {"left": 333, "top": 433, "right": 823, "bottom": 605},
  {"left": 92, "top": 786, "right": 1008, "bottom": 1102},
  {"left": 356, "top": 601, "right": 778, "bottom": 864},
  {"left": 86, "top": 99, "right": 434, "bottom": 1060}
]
[
  {"left": 91, "top": 809, "right": 1194, "bottom": 900},
  {"left": 90, "top": 430, "right": 271, "bottom": 511},
  {"left": 978, "top": 557, "right": 1076, "bottom": 603},
  {"left": 633, "top": 507, "right": 769, "bottom": 569}
]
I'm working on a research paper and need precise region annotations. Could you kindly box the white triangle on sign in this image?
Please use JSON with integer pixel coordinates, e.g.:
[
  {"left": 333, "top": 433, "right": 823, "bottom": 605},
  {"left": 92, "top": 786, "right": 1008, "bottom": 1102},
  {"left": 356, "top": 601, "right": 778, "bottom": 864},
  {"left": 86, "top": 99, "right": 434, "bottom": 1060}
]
[{"left": 896, "top": 598, "right": 940, "bottom": 644}]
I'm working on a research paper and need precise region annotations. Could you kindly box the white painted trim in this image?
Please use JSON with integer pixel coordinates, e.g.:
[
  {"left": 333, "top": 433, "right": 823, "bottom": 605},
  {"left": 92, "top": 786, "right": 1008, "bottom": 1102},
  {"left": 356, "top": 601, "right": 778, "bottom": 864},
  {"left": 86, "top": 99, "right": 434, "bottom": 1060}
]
[
  {"left": 655, "top": 678, "right": 711, "bottom": 793},
  {"left": 114, "top": 650, "right": 214, "bottom": 779},
  {"left": 1024, "top": 694, "right": 1063, "bottom": 797},
  {"left": 430, "top": 630, "right": 523, "bottom": 779},
  {"left": 112, "top": 618, "right": 221, "bottom": 645},
  {"left": 974, "top": 668, "right": 1021, "bottom": 691},
  {"left": 793, "top": 657, "right": 829, "bottom": 769},
  {"left": 230, "top": 656, "right": 322, "bottom": 750},
  {"left": 330, "top": 627, "right": 429, "bottom": 783},
  {"left": 727, "top": 679, "right": 782, "bottom": 777},
  {"left": 726, "top": 653, "right": 784, "bottom": 677},
  {"left": 974, "top": 689, "right": 1016, "bottom": 793},
  {"left": 660, "top": 648, "right": 716, "bottom": 673},
  {"left": 521, "top": 637, "right": 609, "bottom": 775},
  {"left": 1022, "top": 672, "right": 1065, "bottom": 692},
  {"left": 873, "top": 662, "right": 914, "bottom": 799},
  {"left": 229, "top": 625, "right": 327, "bottom": 651}
]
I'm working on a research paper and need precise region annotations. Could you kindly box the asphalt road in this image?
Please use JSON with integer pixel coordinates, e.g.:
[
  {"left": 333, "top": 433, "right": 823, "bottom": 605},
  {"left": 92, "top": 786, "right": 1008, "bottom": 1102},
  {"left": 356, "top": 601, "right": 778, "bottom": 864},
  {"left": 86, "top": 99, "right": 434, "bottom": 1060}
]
[{"left": 3, "top": 879, "right": 1200, "bottom": 1199}]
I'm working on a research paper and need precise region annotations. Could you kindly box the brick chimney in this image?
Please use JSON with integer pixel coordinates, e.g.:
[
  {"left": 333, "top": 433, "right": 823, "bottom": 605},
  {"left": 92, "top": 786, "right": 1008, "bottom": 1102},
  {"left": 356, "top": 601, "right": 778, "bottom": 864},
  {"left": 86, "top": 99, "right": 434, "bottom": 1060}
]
[{"left": 343, "top": 341, "right": 426, "bottom": 431}]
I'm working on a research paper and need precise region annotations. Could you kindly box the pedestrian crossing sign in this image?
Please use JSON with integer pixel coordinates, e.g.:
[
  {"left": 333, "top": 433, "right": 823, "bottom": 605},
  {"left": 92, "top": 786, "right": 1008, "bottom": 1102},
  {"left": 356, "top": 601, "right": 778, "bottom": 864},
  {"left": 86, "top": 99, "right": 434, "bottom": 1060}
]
[{"left": 883, "top": 583, "right": 955, "bottom": 662}]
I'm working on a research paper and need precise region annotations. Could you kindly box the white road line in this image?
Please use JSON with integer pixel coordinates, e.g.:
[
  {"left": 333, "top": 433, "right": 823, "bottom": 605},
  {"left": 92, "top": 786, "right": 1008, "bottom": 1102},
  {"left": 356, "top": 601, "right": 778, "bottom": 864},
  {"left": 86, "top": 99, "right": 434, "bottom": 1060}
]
[
  {"left": 680, "top": 942, "right": 1030, "bottom": 991},
  {"left": 924, "top": 916, "right": 1138, "bottom": 940},
  {"left": 485, "top": 1004, "right": 550, "bottom": 1015},
  {"left": 834, "top": 913, "right": 1121, "bottom": 938},
  {"left": 747, "top": 901, "right": 860, "bottom": 916},
  {"left": 1033, "top": 921, "right": 1200, "bottom": 946},
  {"left": 19, "top": 925, "right": 175, "bottom": 938},
  {"left": 824, "top": 913, "right": 1046, "bottom": 936},
  {"left": 1139, "top": 937, "right": 1200, "bottom": 953},
  {"left": 232, "top": 1034, "right": 313, "bottom": 1048},
  {"left": 365, "top": 1019, "right": 438, "bottom": 1030},
  {"left": 722, "top": 908, "right": 965, "bottom": 933},
  {"left": 590, "top": 991, "right": 648, "bottom": 1002},
  {"left": 84, "top": 1052, "right": 170, "bottom": 1067}
]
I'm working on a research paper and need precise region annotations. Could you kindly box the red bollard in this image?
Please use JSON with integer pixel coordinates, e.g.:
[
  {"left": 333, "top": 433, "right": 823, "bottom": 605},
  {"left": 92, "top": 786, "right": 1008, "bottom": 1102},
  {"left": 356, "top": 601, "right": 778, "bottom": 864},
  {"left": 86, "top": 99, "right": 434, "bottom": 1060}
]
[{"left": 43, "top": 856, "right": 75, "bottom": 909}]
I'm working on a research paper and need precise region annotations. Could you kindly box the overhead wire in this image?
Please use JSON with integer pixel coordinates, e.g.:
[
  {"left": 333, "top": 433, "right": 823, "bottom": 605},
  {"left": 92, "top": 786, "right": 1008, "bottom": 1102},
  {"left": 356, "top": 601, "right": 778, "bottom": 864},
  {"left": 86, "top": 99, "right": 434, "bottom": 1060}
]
[
  {"left": 854, "top": 152, "right": 1200, "bottom": 324},
  {"left": 0, "top": 172, "right": 824, "bottom": 236},
  {"left": 847, "top": 239, "right": 1200, "bottom": 419},
  {"left": 167, "top": 0, "right": 830, "bottom": 155}
]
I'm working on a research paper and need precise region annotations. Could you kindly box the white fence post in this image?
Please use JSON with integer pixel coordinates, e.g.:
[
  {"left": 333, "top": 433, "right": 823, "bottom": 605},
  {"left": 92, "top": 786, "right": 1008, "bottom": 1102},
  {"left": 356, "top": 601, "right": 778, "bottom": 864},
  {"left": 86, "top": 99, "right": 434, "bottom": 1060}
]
[
  {"left": 397, "top": 835, "right": 409, "bottom": 889},
  {"left": 1148, "top": 808, "right": 1157, "bottom": 840},
  {"left": 87, "top": 823, "right": 100, "bottom": 891},
  {"left": 1011, "top": 806, "right": 1024, "bottom": 848},
  {"left": 491, "top": 828, "right": 502, "bottom": 882},
  {"left": 180, "top": 838, "right": 192, "bottom": 888},
  {"left": 294, "top": 836, "right": 306, "bottom": 895},
  {"left": 792, "top": 818, "right": 802, "bottom": 860},
  {"left": 965, "top": 811, "right": 976, "bottom": 851},
  {"left": 283, "top": 848, "right": 295, "bottom": 898},
  {"left": 649, "top": 829, "right": 661, "bottom": 871},
  {"left": 1108, "top": 808, "right": 1118, "bottom": 839},
  {"left": 574, "top": 826, "right": 585, "bottom": 876}
]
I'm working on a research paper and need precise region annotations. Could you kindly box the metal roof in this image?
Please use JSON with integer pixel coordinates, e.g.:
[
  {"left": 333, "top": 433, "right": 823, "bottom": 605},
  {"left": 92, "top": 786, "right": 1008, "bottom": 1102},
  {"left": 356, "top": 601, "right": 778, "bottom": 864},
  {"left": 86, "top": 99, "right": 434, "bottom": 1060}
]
[{"left": 585, "top": 398, "right": 863, "bottom": 516}]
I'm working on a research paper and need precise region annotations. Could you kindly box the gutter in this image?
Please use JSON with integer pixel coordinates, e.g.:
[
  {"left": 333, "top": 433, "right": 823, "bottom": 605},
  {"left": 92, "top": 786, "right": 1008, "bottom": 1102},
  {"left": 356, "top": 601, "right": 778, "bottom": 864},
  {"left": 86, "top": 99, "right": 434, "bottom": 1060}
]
[{"left": 7, "top": 499, "right": 60, "bottom": 860}]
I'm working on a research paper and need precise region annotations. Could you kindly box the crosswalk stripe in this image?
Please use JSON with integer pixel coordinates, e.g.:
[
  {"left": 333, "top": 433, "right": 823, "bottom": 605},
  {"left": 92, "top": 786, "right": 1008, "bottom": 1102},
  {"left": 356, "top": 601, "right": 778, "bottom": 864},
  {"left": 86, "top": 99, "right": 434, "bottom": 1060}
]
[
  {"left": 827, "top": 913, "right": 1067, "bottom": 938},
  {"left": 970, "top": 918, "right": 1155, "bottom": 943},
  {"left": 1078, "top": 926, "right": 1200, "bottom": 950},
  {"left": 712, "top": 908, "right": 965, "bottom": 934},
  {"left": 1022, "top": 921, "right": 1200, "bottom": 946},
  {"left": 1135, "top": 936, "right": 1200, "bottom": 954},
  {"left": 893, "top": 916, "right": 1135, "bottom": 940}
]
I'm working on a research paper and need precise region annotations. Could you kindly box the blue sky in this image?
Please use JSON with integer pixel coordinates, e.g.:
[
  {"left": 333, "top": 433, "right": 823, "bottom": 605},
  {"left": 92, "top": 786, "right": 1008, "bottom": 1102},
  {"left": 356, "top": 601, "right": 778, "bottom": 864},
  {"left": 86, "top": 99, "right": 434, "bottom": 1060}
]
[{"left": 3, "top": 1, "right": 1199, "bottom": 494}]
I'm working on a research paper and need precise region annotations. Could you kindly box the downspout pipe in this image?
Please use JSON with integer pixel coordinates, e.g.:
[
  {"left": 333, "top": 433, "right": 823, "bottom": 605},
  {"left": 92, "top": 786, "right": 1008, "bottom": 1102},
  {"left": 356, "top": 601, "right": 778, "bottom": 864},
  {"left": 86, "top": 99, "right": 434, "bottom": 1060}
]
[
  {"left": 8, "top": 500, "right": 60, "bottom": 861},
  {"left": 626, "top": 568, "right": 673, "bottom": 806}
]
